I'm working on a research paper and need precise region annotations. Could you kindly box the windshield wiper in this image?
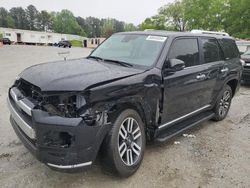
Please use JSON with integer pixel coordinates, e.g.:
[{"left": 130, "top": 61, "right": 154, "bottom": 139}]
[
  {"left": 87, "top": 55, "right": 104, "bottom": 61},
  {"left": 87, "top": 56, "right": 133, "bottom": 67},
  {"left": 102, "top": 59, "right": 133, "bottom": 67}
]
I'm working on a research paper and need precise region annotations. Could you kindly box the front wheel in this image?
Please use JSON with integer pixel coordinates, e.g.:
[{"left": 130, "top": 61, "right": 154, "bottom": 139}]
[
  {"left": 213, "top": 85, "right": 232, "bottom": 121},
  {"left": 101, "top": 109, "right": 146, "bottom": 177}
]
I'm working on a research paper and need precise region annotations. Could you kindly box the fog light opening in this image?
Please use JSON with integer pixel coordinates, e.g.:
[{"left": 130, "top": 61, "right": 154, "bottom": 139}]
[{"left": 44, "top": 131, "right": 74, "bottom": 148}]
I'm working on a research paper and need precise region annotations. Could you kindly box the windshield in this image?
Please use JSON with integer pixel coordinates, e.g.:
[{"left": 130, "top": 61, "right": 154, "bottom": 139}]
[{"left": 90, "top": 34, "right": 167, "bottom": 67}]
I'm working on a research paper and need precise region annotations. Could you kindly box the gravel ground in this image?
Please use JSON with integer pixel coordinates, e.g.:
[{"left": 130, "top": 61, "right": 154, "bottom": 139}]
[{"left": 0, "top": 45, "right": 249, "bottom": 188}]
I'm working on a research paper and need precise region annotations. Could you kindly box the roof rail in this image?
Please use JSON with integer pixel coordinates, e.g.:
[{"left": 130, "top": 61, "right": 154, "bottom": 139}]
[
  {"left": 191, "top": 30, "right": 229, "bottom": 36},
  {"left": 144, "top": 29, "right": 155, "bottom": 32}
]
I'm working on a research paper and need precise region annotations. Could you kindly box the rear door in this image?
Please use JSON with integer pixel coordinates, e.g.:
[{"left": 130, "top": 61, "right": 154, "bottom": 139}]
[
  {"left": 198, "top": 37, "right": 226, "bottom": 103},
  {"left": 161, "top": 37, "right": 223, "bottom": 125}
]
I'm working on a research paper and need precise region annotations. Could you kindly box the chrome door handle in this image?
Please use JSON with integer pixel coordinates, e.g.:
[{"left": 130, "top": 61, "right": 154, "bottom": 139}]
[
  {"left": 196, "top": 74, "right": 206, "bottom": 80},
  {"left": 221, "top": 67, "right": 229, "bottom": 73}
]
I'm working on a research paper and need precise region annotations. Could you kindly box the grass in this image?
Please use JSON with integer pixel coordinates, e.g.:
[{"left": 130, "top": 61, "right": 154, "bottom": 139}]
[{"left": 69, "top": 40, "right": 83, "bottom": 47}]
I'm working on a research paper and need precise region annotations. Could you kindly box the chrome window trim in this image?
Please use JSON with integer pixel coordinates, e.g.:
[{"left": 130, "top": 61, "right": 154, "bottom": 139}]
[
  {"left": 7, "top": 97, "right": 36, "bottom": 139},
  {"left": 159, "top": 105, "right": 211, "bottom": 129}
]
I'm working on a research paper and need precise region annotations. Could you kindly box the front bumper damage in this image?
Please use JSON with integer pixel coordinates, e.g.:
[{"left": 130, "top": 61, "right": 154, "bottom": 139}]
[{"left": 8, "top": 87, "right": 111, "bottom": 170}]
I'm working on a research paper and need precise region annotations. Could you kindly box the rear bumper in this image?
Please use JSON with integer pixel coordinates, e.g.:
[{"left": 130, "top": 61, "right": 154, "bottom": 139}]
[{"left": 8, "top": 90, "right": 111, "bottom": 170}]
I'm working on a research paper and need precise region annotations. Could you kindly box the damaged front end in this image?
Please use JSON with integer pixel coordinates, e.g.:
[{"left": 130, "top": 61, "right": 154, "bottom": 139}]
[{"left": 8, "top": 78, "right": 111, "bottom": 170}]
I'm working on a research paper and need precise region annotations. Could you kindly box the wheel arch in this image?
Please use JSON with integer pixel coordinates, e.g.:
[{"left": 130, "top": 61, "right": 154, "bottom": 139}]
[
  {"left": 226, "top": 79, "right": 239, "bottom": 97},
  {"left": 107, "top": 102, "right": 147, "bottom": 127}
]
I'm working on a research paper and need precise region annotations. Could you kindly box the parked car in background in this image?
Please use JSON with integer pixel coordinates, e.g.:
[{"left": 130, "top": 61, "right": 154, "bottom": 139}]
[
  {"left": 7, "top": 30, "right": 242, "bottom": 177},
  {"left": 0, "top": 38, "right": 11, "bottom": 45},
  {"left": 58, "top": 40, "right": 72, "bottom": 48},
  {"left": 241, "top": 50, "right": 250, "bottom": 83}
]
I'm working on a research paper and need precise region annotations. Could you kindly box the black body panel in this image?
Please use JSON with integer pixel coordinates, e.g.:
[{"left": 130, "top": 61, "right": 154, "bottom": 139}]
[{"left": 8, "top": 31, "right": 243, "bottom": 170}]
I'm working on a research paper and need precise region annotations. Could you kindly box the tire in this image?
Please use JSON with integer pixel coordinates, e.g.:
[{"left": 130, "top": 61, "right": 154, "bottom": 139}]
[
  {"left": 101, "top": 109, "right": 146, "bottom": 177},
  {"left": 212, "top": 85, "right": 232, "bottom": 121}
]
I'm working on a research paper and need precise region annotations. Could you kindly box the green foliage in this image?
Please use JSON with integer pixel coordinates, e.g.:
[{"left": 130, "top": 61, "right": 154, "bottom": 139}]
[
  {"left": 139, "top": 16, "right": 166, "bottom": 31},
  {"left": 6, "top": 15, "right": 15, "bottom": 28},
  {"left": 52, "top": 10, "right": 83, "bottom": 35},
  {"left": 0, "top": 32, "right": 3, "bottom": 39},
  {"left": 37, "top": 10, "right": 52, "bottom": 31},
  {"left": 124, "top": 23, "right": 137, "bottom": 31},
  {"left": 26, "top": 5, "right": 39, "bottom": 30},
  {"left": 0, "top": 5, "right": 137, "bottom": 37},
  {"left": 159, "top": 1, "right": 187, "bottom": 31},
  {"left": 224, "top": 0, "right": 250, "bottom": 39},
  {"left": 140, "top": 0, "right": 250, "bottom": 38},
  {"left": 0, "top": 7, "right": 8, "bottom": 27},
  {"left": 69, "top": 40, "right": 83, "bottom": 47},
  {"left": 9, "top": 7, "right": 28, "bottom": 29},
  {"left": 101, "top": 19, "right": 114, "bottom": 37}
]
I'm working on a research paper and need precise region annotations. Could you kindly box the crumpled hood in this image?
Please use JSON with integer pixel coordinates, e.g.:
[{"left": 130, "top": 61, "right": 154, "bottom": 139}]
[{"left": 19, "top": 58, "right": 143, "bottom": 92}]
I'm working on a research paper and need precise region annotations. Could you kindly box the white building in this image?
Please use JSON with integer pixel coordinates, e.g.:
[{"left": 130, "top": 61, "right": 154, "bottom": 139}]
[{"left": 0, "top": 27, "right": 87, "bottom": 45}]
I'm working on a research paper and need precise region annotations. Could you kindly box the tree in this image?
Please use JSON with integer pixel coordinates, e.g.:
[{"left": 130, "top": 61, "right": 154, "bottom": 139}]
[
  {"left": 0, "top": 7, "right": 9, "bottom": 27},
  {"left": 114, "top": 20, "right": 124, "bottom": 33},
  {"left": 77, "top": 17, "right": 96, "bottom": 37},
  {"left": 9, "top": 7, "right": 28, "bottom": 29},
  {"left": 87, "top": 17, "right": 102, "bottom": 37},
  {"left": 183, "top": 0, "right": 225, "bottom": 31},
  {"left": 26, "top": 5, "right": 39, "bottom": 30},
  {"left": 139, "top": 15, "right": 166, "bottom": 30},
  {"left": 52, "top": 9, "right": 85, "bottom": 36},
  {"left": 37, "top": 10, "right": 52, "bottom": 31},
  {"left": 159, "top": 0, "right": 187, "bottom": 31},
  {"left": 101, "top": 19, "right": 114, "bottom": 37},
  {"left": 6, "top": 15, "right": 15, "bottom": 28},
  {"left": 138, "top": 0, "right": 249, "bottom": 38},
  {"left": 124, "top": 23, "right": 137, "bottom": 31},
  {"left": 223, "top": 0, "right": 250, "bottom": 38}
]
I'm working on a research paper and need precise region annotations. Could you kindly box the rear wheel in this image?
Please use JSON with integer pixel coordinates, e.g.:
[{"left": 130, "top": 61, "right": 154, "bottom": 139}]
[
  {"left": 213, "top": 85, "right": 232, "bottom": 121},
  {"left": 101, "top": 109, "right": 146, "bottom": 177}
]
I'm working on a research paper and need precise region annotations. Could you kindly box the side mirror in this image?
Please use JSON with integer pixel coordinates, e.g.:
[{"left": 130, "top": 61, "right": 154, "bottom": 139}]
[{"left": 169, "top": 59, "right": 185, "bottom": 71}]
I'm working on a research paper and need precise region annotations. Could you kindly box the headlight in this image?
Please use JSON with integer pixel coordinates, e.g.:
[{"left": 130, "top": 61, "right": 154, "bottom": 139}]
[{"left": 42, "top": 94, "right": 86, "bottom": 118}]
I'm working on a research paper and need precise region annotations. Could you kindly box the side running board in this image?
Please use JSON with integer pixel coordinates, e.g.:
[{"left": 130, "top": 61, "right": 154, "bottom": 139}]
[{"left": 155, "top": 111, "right": 215, "bottom": 143}]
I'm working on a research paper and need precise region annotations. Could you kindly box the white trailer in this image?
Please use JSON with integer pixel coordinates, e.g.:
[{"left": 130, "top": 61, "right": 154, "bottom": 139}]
[{"left": 0, "top": 27, "right": 86, "bottom": 45}]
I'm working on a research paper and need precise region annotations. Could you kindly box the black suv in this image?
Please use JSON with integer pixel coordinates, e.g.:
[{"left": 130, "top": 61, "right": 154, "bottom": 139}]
[
  {"left": 8, "top": 31, "right": 242, "bottom": 177},
  {"left": 58, "top": 40, "right": 72, "bottom": 48},
  {"left": 1, "top": 38, "right": 11, "bottom": 45}
]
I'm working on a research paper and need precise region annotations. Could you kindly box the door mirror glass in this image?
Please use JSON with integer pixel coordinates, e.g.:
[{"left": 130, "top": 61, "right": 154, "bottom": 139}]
[{"left": 169, "top": 59, "right": 185, "bottom": 71}]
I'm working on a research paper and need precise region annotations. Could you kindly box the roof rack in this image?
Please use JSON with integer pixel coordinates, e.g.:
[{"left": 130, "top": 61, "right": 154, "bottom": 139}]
[
  {"left": 191, "top": 30, "right": 229, "bottom": 36},
  {"left": 144, "top": 29, "right": 155, "bottom": 32}
]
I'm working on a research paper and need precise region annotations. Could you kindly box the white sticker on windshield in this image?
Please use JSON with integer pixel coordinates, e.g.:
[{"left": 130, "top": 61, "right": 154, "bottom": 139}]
[{"left": 146, "top": 35, "right": 167, "bottom": 42}]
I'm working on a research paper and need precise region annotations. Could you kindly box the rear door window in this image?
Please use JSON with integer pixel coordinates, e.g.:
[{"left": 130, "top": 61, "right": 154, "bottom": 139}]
[
  {"left": 168, "top": 38, "right": 199, "bottom": 67},
  {"left": 201, "top": 38, "right": 224, "bottom": 63}
]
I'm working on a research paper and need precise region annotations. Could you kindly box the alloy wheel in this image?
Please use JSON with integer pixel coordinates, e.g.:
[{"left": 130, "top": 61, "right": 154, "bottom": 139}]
[
  {"left": 118, "top": 117, "right": 142, "bottom": 166},
  {"left": 218, "top": 90, "right": 231, "bottom": 117}
]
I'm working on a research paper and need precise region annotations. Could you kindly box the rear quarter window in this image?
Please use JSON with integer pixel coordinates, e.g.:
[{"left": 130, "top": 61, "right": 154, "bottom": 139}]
[{"left": 219, "top": 39, "right": 240, "bottom": 59}]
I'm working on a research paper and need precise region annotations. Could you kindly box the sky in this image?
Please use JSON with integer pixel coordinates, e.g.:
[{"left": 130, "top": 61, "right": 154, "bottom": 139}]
[{"left": 0, "top": 0, "right": 173, "bottom": 25}]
